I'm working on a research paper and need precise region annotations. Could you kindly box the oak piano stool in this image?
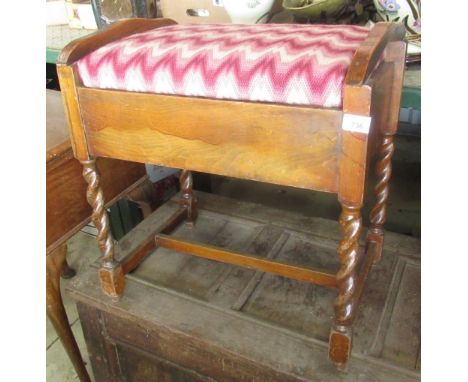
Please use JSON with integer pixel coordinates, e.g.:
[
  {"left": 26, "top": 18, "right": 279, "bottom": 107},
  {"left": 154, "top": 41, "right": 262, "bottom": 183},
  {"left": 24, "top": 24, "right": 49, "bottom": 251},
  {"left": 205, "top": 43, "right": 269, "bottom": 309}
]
[{"left": 57, "top": 18, "right": 407, "bottom": 369}]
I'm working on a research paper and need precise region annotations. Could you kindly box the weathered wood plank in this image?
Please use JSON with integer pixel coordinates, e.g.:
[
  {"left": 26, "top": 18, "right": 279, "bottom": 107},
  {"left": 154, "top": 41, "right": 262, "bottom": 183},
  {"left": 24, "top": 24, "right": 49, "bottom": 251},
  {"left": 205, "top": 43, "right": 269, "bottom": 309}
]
[
  {"left": 135, "top": 215, "right": 262, "bottom": 300},
  {"left": 195, "top": 191, "right": 421, "bottom": 260},
  {"left": 70, "top": 267, "right": 420, "bottom": 381},
  {"left": 381, "top": 261, "right": 421, "bottom": 369},
  {"left": 231, "top": 232, "right": 290, "bottom": 311}
]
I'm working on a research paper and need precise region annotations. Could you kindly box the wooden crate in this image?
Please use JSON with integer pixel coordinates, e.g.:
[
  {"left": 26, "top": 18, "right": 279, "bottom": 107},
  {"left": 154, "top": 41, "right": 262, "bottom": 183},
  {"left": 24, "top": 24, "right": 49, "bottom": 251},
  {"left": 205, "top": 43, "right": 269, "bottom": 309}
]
[{"left": 67, "top": 192, "right": 420, "bottom": 381}]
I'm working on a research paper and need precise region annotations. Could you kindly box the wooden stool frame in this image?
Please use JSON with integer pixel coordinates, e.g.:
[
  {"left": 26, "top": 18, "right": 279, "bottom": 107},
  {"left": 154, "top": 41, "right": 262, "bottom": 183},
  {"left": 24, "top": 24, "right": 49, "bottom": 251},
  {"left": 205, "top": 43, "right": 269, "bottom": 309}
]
[{"left": 57, "top": 18, "right": 406, "bottom": 369}]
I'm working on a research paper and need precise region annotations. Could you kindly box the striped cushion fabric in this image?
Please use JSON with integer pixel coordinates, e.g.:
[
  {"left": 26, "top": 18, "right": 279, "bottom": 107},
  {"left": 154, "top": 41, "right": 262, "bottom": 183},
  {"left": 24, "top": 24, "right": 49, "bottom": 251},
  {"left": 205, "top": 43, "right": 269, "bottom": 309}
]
[{"left": 76, "top": 23, "right": 369, "bottom": 108}]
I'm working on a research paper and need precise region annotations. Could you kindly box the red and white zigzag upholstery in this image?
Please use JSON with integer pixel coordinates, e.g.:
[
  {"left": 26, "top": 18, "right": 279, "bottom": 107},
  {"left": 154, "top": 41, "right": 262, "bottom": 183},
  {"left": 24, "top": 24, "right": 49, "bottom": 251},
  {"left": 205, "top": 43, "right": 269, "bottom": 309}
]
[{"left": 76, "top": 24, "right": 369, "bottom": 108}]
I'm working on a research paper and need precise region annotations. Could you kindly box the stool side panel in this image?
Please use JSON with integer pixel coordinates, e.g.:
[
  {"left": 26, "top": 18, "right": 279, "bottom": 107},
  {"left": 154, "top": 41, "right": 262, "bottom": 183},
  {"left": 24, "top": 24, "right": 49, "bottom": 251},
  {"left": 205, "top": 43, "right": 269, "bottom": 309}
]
[
  {"left": 339, "top": 85, "right": 372, "bottom": 206},
  {"left": 338, "top": 34, "right": 406, "bottom": 205},
  {"left": 79, "top": 88, "right": 342, "bottom": 193}
]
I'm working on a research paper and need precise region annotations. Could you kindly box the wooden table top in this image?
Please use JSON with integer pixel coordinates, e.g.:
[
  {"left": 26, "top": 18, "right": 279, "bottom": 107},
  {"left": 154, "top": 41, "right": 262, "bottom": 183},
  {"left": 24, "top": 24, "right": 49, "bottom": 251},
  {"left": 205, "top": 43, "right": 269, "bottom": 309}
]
[{"left": 47, "top": 89, "right": 71, "bottom": 160}]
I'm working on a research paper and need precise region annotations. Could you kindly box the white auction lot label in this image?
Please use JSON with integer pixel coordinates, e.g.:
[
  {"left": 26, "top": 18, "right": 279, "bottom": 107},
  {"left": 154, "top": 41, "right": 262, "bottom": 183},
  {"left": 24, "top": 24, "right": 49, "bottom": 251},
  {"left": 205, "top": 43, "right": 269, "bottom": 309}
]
[{"left": 342, "top": 114, "right": 372, "bottom": 134}]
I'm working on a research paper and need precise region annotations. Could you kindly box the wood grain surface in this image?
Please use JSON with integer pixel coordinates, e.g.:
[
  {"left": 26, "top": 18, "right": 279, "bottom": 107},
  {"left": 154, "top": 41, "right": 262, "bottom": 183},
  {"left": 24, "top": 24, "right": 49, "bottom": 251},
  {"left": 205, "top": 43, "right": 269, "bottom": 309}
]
[{"left": 78, "top": 88, "right": 341, "bottom": 192}]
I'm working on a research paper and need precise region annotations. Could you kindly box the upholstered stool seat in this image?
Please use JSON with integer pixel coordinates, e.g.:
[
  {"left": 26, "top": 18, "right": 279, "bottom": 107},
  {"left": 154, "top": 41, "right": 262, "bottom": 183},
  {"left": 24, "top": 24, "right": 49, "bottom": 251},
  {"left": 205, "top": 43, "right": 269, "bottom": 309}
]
[
  {"left": 58, "top": 18, "right": 407, "bottom": 372},
  {"left": 76, "top": 24, "right": 369, "bottom": 108}
]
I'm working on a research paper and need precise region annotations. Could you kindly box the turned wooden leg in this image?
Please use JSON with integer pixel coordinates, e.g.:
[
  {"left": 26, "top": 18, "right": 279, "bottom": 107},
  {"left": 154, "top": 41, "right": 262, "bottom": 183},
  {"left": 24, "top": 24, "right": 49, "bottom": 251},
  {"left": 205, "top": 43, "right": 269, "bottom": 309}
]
[
  {"left": 179, "top": 169, "right": 198, "bottom": 228},
  {"left": 82, "top": 159, "right": 125, "bottom": 298},
  {"left": 46, "top": 244, "right": 91, "bottom": 382},
  {"left": 367, "top": 134, "right": 395, "bottom": 263},
  {"left": 60, "top": 258, "right": 76, "bottom": 279},
  {"left": 329, "top": 204, "right": 362, "bottom": 370}
]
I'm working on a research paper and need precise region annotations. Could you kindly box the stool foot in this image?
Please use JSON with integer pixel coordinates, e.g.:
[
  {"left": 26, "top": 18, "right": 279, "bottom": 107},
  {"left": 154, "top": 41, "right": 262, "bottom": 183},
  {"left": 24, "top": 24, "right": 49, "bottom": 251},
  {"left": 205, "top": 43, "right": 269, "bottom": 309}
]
[
  {"left": 99, "top": 263, "right": 125, "bottom": 299},
  {"left": 366, "top": 228, "right": 384, "bottom": 264},
  {"left": 329, "top": 325, "right": 353, "bottom": 371}
]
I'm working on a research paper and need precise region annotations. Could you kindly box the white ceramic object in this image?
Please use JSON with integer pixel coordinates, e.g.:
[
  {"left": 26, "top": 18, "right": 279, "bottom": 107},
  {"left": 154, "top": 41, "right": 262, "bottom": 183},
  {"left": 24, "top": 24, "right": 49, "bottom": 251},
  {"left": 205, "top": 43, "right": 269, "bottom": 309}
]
[
  {"left": 160, "top": 0, "right": 232, "bottom": 24},
  {"left": 46, "top": 0, "right": 68, "bottom": 26},
  {"left": 373, "top": 0, "right": 421, "bottom": 35},
  {"left": 223, "top": 0, "right": 276, "bottom": 24},
  {"left": 65, "top": 1, "right": 97, "bottom": 29}
]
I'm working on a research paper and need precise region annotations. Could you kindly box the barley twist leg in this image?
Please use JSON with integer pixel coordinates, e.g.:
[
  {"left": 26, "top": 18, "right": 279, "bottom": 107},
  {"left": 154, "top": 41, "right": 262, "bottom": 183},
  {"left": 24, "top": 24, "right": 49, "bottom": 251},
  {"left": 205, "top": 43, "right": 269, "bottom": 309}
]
[
  {"left": 82, "top": 159, "right": 125, "bottom": 297},
  {"left": 367, "top": 134, "right": 395, "bottom": 263},
  {"left": 329, "top": 204, "right": 362, "bottom": 369}
]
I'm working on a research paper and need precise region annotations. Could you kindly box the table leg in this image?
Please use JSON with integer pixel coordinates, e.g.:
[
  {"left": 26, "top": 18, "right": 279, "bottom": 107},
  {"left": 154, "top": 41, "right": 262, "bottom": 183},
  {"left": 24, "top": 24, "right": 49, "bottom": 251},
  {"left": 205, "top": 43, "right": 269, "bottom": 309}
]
[{"left": 46, "top": 244, "right": 91, "bottom": 382}]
